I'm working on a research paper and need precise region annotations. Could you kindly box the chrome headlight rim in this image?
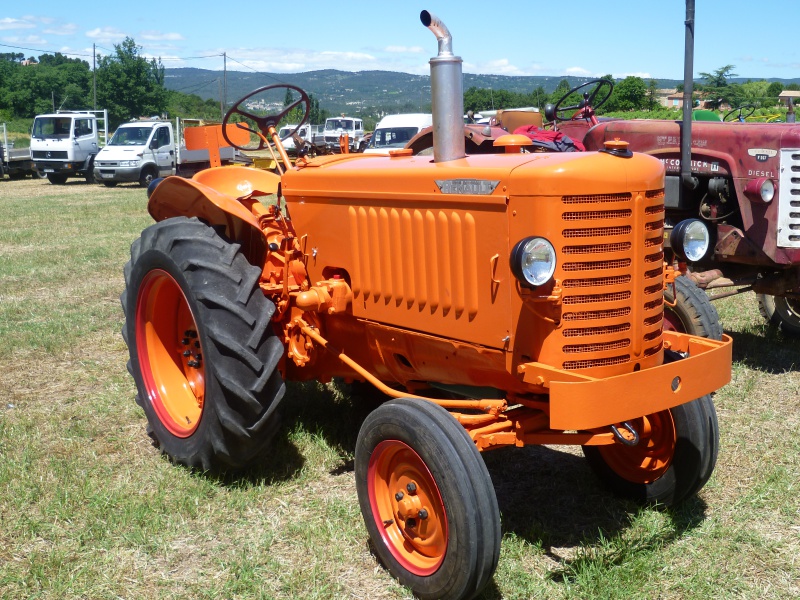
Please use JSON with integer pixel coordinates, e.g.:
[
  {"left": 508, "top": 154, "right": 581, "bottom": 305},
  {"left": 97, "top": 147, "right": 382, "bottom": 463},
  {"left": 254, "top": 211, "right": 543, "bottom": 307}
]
[
  {"left": 510, "top": 236, "right": 557, "bottom": 288},
  {"left": 670, "top": 218, "right": 711, "bottom": 263}
]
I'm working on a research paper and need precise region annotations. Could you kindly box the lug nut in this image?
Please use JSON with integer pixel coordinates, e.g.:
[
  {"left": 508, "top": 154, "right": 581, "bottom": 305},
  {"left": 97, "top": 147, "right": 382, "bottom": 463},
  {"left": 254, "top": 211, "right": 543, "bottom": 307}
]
[
  {"left": 183, "top": 350, "right": 191, "bottom": 357},
  {"left": 406, "top": 518, "right": 416, "bottom": 528},
  {"left": 181, "top": 338, "right": 189, "bottom": 345},
  {"left": 418, "top": 509, "right": 428, "bottom": 520},
  {"left": 395, "top": 492, "right": 404, "bottom": 501},
  {"left": 185, "top": 330, "right": 197, "bottom": 338},
  {"left": 406, "top": 482, "right": 417, "bottom": 494}
]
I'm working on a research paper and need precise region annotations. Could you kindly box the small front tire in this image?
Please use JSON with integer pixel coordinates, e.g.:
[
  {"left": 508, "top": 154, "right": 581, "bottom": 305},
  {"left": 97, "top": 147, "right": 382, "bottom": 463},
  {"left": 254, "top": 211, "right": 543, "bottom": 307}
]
[
  {"left": 664, "top": 275, "right": 722, "bottom": 340},
  {"left": 355, "top": 398, "right": 501, "bottom": 600},
  {"left": 757, "top": 294, "right": 800, "bottom": 336},
  {"left": 582, "top": 395, "right": 719, "bottom": 506}
]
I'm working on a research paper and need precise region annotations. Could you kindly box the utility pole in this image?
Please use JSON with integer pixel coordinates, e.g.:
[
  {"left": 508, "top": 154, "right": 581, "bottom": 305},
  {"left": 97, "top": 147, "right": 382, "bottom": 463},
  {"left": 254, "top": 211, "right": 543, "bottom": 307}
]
[
  {"left": 93, "top": 43, "right": 97, "bottom": 110},
  {"left": 223, "top": 53, "right": 227, "bottom": 115}
]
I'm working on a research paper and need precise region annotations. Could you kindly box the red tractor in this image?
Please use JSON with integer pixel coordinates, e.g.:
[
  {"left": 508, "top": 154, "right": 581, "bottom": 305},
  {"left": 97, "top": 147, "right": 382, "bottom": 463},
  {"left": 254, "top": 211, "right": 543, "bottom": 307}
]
[{"left": 122, "top": 10, "right": 731, "bottom": 599}]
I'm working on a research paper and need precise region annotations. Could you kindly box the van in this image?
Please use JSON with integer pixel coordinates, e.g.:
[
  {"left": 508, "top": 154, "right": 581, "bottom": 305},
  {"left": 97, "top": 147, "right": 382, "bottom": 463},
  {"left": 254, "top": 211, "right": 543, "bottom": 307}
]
[{"left": 363, "top": 113, "right": 433, "bottom": 155}]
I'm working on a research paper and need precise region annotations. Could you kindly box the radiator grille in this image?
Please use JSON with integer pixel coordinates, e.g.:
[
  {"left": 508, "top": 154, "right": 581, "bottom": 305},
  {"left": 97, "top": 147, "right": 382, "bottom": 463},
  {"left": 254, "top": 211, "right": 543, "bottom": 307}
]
[
  {"left": 555, "top": 190, "right": 664, "bottom": 372},
  {"left": 777, "top": 149, "right": 800, "bottom": 248}
]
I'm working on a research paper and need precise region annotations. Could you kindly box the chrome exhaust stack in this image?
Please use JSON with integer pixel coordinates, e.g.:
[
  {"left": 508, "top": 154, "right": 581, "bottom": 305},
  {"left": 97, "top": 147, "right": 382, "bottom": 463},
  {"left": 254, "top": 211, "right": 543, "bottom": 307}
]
[{"left": 420, "top": 10, "right": 465, "bottom": 163}]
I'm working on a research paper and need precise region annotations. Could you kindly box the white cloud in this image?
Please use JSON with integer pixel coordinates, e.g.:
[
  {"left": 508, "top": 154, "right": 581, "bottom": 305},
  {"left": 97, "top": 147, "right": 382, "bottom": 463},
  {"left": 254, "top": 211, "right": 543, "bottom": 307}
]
[
  {"left": 139, "top": 30, "right": 184, "bottom": 42},
  {"left": 565, "top": 66, "right": 591, "bottom": 76},
  {"left": 613, "top": 72, "right": 653, "bottom": 79},
  {"left": 1, "top": 35, "right": 48, "bottom": 45},
  {"left": 43, "top": 23, "right": 79, "bottom": 36},
  {"left": 85, "top": 27, "right": 128, "bottom": 44},
  {"left": 221, "top": 48, "right": 377, "bottom": 73},
  {"left": 384, "top": 45, "right": 424, "bottom": 54},
  {"left": 0, "top": 17, "right": 35, "bottom": 31}
]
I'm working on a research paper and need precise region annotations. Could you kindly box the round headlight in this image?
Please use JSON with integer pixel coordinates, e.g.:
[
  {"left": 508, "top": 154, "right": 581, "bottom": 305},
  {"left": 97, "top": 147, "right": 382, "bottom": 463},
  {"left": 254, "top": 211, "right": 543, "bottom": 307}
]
[
  {"left": 670, "top": 219, "right": 710, "bottom": 263},
  {"left": 744, "top": 177, "right": 775, "bottom": 203},
  {"left": 511, "top": 237, "right": 557, "bottom": 287}
]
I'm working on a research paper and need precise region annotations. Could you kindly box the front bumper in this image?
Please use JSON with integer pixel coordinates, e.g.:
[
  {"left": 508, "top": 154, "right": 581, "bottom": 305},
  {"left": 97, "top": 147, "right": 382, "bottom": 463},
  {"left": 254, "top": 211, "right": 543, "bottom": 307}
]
[
  {"left": 34, "top": 161, "right": 84, "bottom": 175},
  {"left": 94, "top": 166, "right": 141, "bottom": 183},
  {"left": 531, "top": 331, "right": 732, "bottom": 430}
]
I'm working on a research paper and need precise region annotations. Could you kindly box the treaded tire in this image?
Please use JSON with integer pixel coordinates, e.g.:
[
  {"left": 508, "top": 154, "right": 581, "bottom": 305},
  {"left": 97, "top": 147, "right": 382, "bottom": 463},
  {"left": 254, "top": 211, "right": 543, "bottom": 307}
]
[
  {"left": 139, "top": 165, "right": 158, "bottom": 188},
  {"left": 47, "top": 173, "right": 68, "bottom": 184},
  {"left": 121, "top": 216, "right": 285, "bottom": 471},
  {"left": 582, "top": 395, "right": 719, "bottom": 506},
  {"left": 355, "top": 398, "right": 501, "bottom": 600},
  {"left": 757, "top": 294, "right": 800, "bottom": 336},
  {"left": 664, "top": 275, "right": 722, "bottom": 340}
]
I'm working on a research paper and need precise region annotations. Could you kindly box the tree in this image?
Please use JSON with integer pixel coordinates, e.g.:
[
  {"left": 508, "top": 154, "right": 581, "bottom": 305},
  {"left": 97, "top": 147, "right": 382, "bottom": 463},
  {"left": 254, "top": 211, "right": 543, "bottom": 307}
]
[
  {"left": 699, "top": 65, "right": 738, "bottom": 88},
  {"left": 96, "top": 37, "right": 167, "bottom": 127},
  {"left": 605, "top": 76, "right": 647, "bottom": 112}
]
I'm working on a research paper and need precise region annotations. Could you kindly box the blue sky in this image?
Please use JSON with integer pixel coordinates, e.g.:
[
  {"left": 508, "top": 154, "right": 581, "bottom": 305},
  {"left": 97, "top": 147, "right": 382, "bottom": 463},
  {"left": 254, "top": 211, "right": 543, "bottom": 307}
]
[{"left": 2, "top": 1, "right": 799, "bottom": 81}]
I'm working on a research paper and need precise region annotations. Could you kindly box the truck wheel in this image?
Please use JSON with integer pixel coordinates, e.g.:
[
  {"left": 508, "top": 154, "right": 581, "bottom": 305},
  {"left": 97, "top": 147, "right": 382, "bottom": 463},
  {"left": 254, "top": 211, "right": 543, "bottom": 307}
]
[
  {"left": 139, "top": 166, "right": 158, "bottom": 188},
  {"left": 757, "top": 294, "right": 800, "bottom": 336},
  {"left": 47, "top": 174, "right": 68, "bottom": 185},
  {"left": 664, "top": 275, "right": 722, "bottom": 340},
  {"left": 102, "top": 182, "right": 118, "bottom": 188},
  {"left": 582, "top": 395, "right": 719, "bottom": 506},
  {"left": 355, "top": 398, "right": 500, "bottom": 600},
  {"left": 121, "top": 216, "right": 285, "bottom": 471}
]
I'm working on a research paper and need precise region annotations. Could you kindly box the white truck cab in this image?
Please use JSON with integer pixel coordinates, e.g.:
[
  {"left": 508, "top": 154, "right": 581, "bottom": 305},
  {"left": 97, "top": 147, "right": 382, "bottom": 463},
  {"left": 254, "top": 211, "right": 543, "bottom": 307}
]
[
  {"left": 323, "top": 116, "right": 365, "bottom": 152},
  {"left": 94, "top": 121, "right": 175, "bottom": 187},
  {"left": 363, "top": 113, "right": 433, "bottom": 155},
  {"left": 278, "top": 123, "right": 324, "bottom": 154},
  {"left": 31, "top": 111, "right": 107, "bottom": 184}
]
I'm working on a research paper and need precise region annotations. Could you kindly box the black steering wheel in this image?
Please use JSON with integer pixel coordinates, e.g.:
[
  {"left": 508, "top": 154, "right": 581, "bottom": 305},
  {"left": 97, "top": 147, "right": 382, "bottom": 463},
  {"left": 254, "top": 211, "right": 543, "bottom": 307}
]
[
  {"left": 723, "top": 103, "right": 756, "bottom": 122},
  {"left": 548, "top": 79, "right": 614, "bottom": 122},
  {"left": 222, "top": 84, "right": 311, "bottom": 151}
]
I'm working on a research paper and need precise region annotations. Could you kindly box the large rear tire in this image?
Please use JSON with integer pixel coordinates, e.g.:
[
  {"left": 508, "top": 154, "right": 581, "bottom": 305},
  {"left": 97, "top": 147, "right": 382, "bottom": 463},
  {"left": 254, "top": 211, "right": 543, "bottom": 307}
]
[
  {"left": 582, "top": 395, "right": 719, "bottom": 506},
  {"left": 355, "top": 398, "right": 501, "bottom": 600},
  {"left": 121, "top": 216, "right": 285, "bottom": 471},
  {"left": 757, "top": 294, "right": 800, "bottom": 336},
  {"left": 664, "top": 275, "right": 722, "bottom": 340}
]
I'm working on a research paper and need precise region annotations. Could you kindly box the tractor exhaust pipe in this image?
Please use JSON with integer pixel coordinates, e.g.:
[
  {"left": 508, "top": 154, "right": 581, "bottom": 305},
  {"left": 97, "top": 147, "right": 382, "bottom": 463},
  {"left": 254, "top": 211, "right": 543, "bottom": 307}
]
[
  {"left": 681, "top": 0, "right": 699, "bottom": 195},
  {"left": 421, "top": 10, "right": 465, "bottom": 162}
]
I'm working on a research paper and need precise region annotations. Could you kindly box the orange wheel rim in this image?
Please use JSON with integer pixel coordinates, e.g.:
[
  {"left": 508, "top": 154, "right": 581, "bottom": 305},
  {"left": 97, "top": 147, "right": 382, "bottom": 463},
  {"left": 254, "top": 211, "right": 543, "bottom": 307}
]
[
  {"left": 367, "top": 440, "right": 448, "bottom": 576},
  {"left": 136, "top": 269, "right": 205, "bottom": 438},
  {"left": 598, "top": 411, "right": 676, "bottom": 484}
]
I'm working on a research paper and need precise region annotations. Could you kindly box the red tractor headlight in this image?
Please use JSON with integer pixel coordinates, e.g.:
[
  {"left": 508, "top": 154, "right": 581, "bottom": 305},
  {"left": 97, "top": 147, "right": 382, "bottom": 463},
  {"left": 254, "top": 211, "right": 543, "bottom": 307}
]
[{"left": 744, "top": 177, "right": 775, "bottom": 203}]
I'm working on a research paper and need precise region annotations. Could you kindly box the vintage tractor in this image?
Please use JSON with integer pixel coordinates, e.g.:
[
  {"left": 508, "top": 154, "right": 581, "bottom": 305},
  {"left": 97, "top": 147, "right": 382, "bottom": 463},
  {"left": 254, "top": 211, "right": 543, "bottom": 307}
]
[{"left": 121, "top": 11, "right": 732, "bottom": 600}]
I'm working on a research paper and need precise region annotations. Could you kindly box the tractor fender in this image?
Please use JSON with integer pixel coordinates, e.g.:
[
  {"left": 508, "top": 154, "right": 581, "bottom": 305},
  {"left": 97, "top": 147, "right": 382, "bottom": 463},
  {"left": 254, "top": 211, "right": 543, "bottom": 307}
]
[{"left": 147, "top": 170, "right": 279, "bottom": 265}]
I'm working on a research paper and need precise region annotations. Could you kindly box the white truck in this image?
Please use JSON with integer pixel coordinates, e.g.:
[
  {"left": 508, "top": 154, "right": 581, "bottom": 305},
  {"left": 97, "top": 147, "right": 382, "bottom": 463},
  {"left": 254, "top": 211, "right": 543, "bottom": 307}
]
[
  {"left": 363, "top": 113, "right": 432, "bottom": 155},
  {"left": 277, "top": 122, "right": 325, "bottom": 155},
  {"left": 93, "top": 118, "right": 241, "bottom": 187},
  {"left": 1, "top": 123, "right": 38, "bottom": 180},
  {"left": 30, "top": 110, "right": 107, "bottom": 184},
  {"left": 322, "top": 116, "right": 365, "bottom": 152}
]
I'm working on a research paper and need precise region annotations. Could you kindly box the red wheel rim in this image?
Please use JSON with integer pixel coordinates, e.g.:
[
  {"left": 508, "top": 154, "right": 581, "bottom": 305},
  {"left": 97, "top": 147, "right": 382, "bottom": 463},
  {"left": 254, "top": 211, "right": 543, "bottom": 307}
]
[
  {"left": 136, "top": 269, "right": 205, "bottom": 437},
  {"left": 598, "top": 411, "right": 677, "bottom": 484},
  {"left": 367, "top": 440, "right": 448, "bottom": 576},
  {"left": 663, "top": 308, "right": 685, "bottom": 333}
]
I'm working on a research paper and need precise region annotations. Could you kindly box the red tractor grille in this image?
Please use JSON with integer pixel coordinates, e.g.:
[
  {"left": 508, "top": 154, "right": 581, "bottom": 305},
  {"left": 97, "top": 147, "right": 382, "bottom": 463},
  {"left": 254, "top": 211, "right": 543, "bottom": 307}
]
[{"left": 555, "top": 190, "right": 665, "bottom": 373}]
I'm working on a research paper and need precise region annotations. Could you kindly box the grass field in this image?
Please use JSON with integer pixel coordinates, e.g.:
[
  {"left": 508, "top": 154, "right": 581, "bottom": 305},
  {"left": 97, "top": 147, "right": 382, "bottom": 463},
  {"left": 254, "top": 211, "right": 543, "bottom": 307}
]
[{"left": 0, "top": 177, "right": 798, "bottom": 599}]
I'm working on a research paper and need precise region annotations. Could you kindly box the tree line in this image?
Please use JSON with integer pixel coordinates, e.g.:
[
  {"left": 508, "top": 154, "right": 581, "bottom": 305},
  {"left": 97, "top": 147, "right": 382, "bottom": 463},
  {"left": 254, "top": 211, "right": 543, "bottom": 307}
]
[{"left": 0, "top": 40, "right": 220, "bottom": 129}]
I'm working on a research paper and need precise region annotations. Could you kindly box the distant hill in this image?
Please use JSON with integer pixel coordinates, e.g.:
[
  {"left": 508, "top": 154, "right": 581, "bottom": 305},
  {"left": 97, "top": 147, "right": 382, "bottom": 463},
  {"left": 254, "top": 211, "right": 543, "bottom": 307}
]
[{"left": 164, "top": 67, "right": 800, "bottom": 117}]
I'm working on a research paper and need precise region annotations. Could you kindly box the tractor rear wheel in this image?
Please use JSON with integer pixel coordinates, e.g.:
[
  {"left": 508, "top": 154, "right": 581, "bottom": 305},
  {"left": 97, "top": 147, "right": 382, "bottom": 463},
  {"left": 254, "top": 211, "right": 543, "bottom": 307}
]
[
  {"left": 355, "top": 398, "right": 500, "bottom": 600},
  {"left": 664, "top": 275, "right": 722, "bottom": 340},
  {"left": 582, "top": 395, "right": 719, "bottom": 506},
  {"left": 757, "top": 294, "right": 800, "bottom": 336},
  {"left": 121, "top": 216, "right": 285, "bottom": 471}
]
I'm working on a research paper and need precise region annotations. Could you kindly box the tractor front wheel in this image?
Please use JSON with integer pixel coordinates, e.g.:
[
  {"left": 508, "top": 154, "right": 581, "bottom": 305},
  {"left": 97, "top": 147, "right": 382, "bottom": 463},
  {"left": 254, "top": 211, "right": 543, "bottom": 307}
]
[
  {"left": 355, "top": 398, "right": 501, "bottom": 600},
  {"left": 664, "top": 275, "right": 722, "bottom": 340},
  {"left": 582, "top": 395, "right": 719, "bottom": 505},
  {"left": 757, "top": 294, "right": 800, "bottom": 336},
  {"left": 121, "top": 216, "right": 285, "bottom": 471}
]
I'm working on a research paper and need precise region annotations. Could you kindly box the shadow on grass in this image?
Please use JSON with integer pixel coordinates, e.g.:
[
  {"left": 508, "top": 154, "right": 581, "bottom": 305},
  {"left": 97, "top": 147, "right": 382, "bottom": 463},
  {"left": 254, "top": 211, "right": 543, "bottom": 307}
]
[{"left": 726, "top": 326, "right": 800, "bottom": 373}]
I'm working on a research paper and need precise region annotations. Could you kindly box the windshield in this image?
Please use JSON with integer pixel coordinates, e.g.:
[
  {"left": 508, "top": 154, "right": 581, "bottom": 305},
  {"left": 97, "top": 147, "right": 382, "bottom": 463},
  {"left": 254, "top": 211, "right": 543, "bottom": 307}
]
[
  {"left": 325, "top": 119, "right": 354, "bottom": 131},
  {"left": 108, "top": 127, "right": 152, "bottom": 146},
  {"left": 278, "top": 127, "right": 292, "bottom": 138},
  {"left": 32, "top": 117, "right": 72, "bottom": 139},
  {"left": 368, "top": 127, "right": 420, "bottom": 149}
]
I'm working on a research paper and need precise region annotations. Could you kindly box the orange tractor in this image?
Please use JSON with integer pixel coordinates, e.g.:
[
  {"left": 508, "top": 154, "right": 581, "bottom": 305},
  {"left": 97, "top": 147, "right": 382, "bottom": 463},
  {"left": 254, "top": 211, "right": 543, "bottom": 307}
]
[{"left": 121, "top": 11, "right": 732, "bottom": 600}]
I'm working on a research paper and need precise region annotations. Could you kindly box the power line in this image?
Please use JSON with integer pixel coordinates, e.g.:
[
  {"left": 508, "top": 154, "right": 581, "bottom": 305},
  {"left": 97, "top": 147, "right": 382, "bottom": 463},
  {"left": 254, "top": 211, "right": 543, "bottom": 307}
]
[
  {"left": 0, "top": 42, "right": 92, "bottom": 58},
  {"left": 225, "top": 55, "right": 286, "bottom": 85}
]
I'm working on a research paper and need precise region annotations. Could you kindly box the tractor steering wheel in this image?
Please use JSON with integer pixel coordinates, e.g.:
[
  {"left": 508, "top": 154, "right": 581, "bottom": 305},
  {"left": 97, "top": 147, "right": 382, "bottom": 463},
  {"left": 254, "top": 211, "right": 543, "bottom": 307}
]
[
  {"left": 723, "top": 103, "right": 756, "bottom": 122},
  {"left": 548, "top": 79, "right": 614, "bottom": 122},
  {"left": 222, "top": 84, "right": 311, "bottom": 151}
]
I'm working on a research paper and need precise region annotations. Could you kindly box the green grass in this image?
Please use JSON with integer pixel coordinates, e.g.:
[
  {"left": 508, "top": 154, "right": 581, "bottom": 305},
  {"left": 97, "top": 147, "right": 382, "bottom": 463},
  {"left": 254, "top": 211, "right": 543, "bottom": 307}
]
[{"left": 1, "top": 177, "right": 799, "bottom": 599}]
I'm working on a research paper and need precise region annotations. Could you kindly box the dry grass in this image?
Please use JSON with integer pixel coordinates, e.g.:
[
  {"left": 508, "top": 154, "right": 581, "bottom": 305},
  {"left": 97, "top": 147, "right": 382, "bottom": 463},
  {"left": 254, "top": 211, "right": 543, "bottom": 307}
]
[{"left": 1, "top": 176, "right": 798, "bottom": 599}]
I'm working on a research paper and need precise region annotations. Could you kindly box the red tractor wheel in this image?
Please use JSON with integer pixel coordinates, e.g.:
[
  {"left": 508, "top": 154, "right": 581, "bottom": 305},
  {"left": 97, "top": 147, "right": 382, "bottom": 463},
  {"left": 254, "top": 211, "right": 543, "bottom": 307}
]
[
  {"left": 355, "top": 398, "right": 500, "bottom": 600},
  {"left": 122, "top": 216, "right": 285, "bottom": 471},
  {"left": 582, "top": 395, "right": 719, "bottom": 505}
]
